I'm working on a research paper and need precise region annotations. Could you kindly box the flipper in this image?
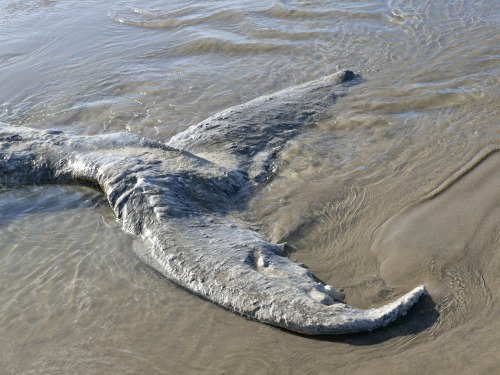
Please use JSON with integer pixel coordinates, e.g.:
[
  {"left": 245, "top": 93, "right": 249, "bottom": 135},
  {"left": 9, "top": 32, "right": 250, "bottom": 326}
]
[
  {"left": 168, "top": 70, "right": 355, "bottom": 182},
  {"left": 0, "top": 71, "right": 426, "bottom": 335}
]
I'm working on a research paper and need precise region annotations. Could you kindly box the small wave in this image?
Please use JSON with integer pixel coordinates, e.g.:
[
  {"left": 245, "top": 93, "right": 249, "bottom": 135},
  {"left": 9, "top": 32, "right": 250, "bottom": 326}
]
[
  {"left": 143, "top": 38, "right": 288, "bottom": 58},
  {"left": 252, "top": 29, "right": 325, "bottom": 41},
  {"left": 385, "top": 0, "right": 426, "bottom": 29},
  {"left": 109, "top": 3, "right": 246, "bottom": 30},
  {"left": 386, "top": 7, "right": 424, "bottom": 26},
  {"left": 358, "top": 78, "right": 485, "bottom": 115},
  {"left": 0, "top": 53, "right": 23, "bottom": 67},
  {"left": 258, "top": 3, "right": 384, "bottom": 21},
  {"left": 2, "top": 0, "right": 58, "bottom": 18}
]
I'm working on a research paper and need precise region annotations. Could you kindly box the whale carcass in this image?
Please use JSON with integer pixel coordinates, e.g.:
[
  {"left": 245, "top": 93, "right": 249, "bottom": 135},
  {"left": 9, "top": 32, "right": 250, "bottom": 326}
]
[{"left": 0, "top": 71, "right": 426, "bottom": 335}]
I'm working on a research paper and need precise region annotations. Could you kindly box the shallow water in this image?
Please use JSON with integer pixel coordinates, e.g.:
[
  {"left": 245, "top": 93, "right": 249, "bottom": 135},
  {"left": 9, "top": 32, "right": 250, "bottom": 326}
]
[{"left": 0, "top": 0, "right": 499, "bottom": 374}]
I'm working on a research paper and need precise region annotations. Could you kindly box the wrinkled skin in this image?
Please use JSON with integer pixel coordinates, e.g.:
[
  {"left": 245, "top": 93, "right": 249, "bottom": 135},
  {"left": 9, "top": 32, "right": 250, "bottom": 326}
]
[{"left": 0, "top": 71, "right": 425, "bottom": 335}]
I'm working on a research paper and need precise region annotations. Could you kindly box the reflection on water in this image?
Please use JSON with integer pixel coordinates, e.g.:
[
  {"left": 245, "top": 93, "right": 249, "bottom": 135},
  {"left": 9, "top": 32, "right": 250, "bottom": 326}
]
[{"left": 0, "top": 0, "right": 499, "bottom": 373}]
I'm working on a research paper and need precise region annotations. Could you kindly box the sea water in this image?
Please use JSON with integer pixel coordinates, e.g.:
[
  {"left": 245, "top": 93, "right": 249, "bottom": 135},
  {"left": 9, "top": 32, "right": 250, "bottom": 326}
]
[{"left": 0, "top": 0, "right": 499, "bottom": 373}]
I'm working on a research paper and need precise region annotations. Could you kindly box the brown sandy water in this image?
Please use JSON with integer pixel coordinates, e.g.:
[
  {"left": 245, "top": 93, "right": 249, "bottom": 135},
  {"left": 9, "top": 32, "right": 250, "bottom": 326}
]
[{"left": 0, "top": 0, "right": 499, "bottom": 373}]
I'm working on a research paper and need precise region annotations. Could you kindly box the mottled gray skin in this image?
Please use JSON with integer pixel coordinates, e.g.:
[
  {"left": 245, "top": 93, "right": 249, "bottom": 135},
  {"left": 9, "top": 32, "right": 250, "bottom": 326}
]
[{"left": 0, "top": 71, "right": 425, "bottom": 335}]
